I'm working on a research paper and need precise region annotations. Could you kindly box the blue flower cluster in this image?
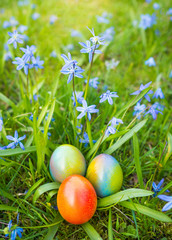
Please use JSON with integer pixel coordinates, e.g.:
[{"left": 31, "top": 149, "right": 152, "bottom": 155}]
[{"left": 5, "top": 215, "right": 23, "bottom": 240}]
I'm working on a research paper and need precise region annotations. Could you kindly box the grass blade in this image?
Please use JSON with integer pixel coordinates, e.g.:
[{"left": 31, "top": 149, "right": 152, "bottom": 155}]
[
  {"left": 44, "top": 214, "right": 63, "bottom": 240},
  {"left": 104, "top": 119, "right": 147, "bottom": 155},
  {"left": 97, "top": 189, "right": 153, "bottom": 208},
  {"left": 82, "top": 222, "right": 103, "bottom": 240},
  {"left": 108, "top": 208, "right": 113, "bottom": 240},
  {"left": 133, "top": 134, "right": 144, "bottom": 188},
  {"left": 25, "top": 178, "right": 45, "bottom": 200},
  {"left": 119, "top": 201, "right": 172, "bottom": 223}
]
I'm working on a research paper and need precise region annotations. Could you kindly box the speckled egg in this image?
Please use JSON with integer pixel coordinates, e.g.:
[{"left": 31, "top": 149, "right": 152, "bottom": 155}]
[
  {"left": 86, "top": 153, "right": 123, "bottom": 197},
  {"left": 49, "top": 144, "right": 86, "bottom": 182},
  {"left": 57, "top": 175, "right": 97, "bottom": 224}
]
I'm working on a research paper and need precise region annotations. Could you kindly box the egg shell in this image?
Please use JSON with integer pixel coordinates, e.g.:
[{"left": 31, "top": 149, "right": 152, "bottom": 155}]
[
  {"left": 86, "top": 153, "right": 123, "bottom": 197},
  {"left": 57, "top": 175, "right": 97, "bottom": 224},
  {"left": 49, "top": 144, "right": 86, "bottom": 182}
]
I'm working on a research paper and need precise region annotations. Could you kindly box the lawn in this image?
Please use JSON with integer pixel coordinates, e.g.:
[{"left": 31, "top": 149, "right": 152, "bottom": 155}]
[{"left": 0, "top": 0, "right": 172, "bottom": 239}]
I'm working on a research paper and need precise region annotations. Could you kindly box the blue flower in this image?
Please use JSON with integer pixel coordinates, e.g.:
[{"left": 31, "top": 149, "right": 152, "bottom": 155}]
[
  {"left": 153, "top": 88, "right": 164, "bottom": 99},
  {"left": 139, "top": 14, "right": 156, "bottom": 30},
  {"left": 20, "top": 45, "right": 36, "bottom": 62},
  {"left": 152, "top": 102, "right": 164, "bottom": 111},
  {"left": 49, "top": 15, "right": 58, "bottom": 24},
  {"left": 6, "top": 130, "right": 26, "bottom": 150},
  {"left": 79, "top": 40, "right": 102, "bottom": 62},
  {"left": 87, "top": 27, "right": 105, "bottom": 45},
  {"left": 10, "top": 16, "right": 19, "bottom": 26},
  {"left": 145, "top": 57, "right": 156, "bottom": 67},
  {"left": 17, "top": 25, "right": 28, "bottom": 33},
  {"left": 50, "top": 51, "right": 57, "bottom": 58},
  {"left": 144, "top": 106, "right": 162, "bottom": 120},
  {"left": 85, "top": 77, "right": 100, "bottom": 89},
  {"left": 153, "top": 3, "right": 160, "bottom": 10},
  {"left": 169, "top": 70, "right": 172, "bottom": 78},
  {"left": 99, "top": 90, "right": 118, "bottom": 105},
  {"left": 29, "top": 114, "right": 33, "bottom": 121},
  {"left": 79, "top": 132, "right": 96, "bottom": 147},
  {"left": 76, "top": 100, "right": 99, "bottom": 121},
  {"left": 61, "top": 52, "right": 78, "bottom": 70},
  {"left": 105, "top": 117, "right": 123, "bottom": 136},
  {"left": 76, "top": 124, "right": 83, "bottom": 135},
  {"left": 101, "top": 27, "right": 115, "bottom": 43},
  {"left": 18, "top": 0, "right": 29, "bottom": 6},
  {"left": 41, "top": 130, "right": 51, "bottom": 139},
  {"left": 133, "top": 102, "right": 146, "bottom": 119},
  {"left": 158, "top": 195, "right": 172, "bottom": 212},
  {"left": 12, "top": 57, "right": 32, "bottom": 75},
  {"left": 167, "top": 8, "right": 172, "bottom": 15},
  {"left": 0, "top": 117, "right": 3, "bottom": 132},
  {"left": 145, "top": 0, "right": 151, "bottom": 3},
  {"left": 7, "top": 30, "right": 24, "bottom": 49},
  {"left": 71, "top": 91, "right": 84, "bottom": 106},
  {"left": 152, "top": 179, "right": 169, "bottom": 197},
  {"left": 61, "top": 61, "right": 84, "bottom": 84},
  {"left": 33, "top": 94, "right": 40, "bottom": 101},
  {"left": 32, "top": 13, "right": 40, "bottom": 20},
  {"left": 105, "top": 59, "right": 119, "bottom": 70},
  {"left": 32, "top": 56, "right": 44, "bottom": 70},
  {"left": 71, "top": 29, "right": 82, "bottom": 38},
  {"left": 130, "top": 81, "right": 152, "bottom": 96},
  {"left": 96, "top": 12, "right": 110, "bottom": 24},
  {"left": 3, "top": 21, "right": 11, "bottom": 28}
]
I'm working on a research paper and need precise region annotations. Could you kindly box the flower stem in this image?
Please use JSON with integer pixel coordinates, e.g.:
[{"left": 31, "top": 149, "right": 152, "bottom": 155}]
[
  {"left": 72, "top": 73, "right": 77, "bottom": 107},
  {"left": 84, "top": 42, "right": 97, "bottom": 100}
]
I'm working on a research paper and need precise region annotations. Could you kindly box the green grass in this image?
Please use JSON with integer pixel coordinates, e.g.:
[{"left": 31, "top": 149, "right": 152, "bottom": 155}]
[{"left": 0, "top": 0, "right": 172, "bottom": 239}]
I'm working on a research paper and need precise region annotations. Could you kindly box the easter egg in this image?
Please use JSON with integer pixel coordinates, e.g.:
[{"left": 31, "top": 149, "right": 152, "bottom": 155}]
[
  {"left": 86, "top": 153, "right": 123, "bottom": 197},
  {"left": 57, "top": 175, "right": 97, "bottom": 224},
  {"left": 49, "top": 144, "right": 86, "bottom": 182}
]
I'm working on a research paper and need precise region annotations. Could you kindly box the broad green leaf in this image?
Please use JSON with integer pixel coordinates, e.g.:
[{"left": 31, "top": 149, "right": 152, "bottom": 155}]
[
  {"left": 108, "top": 208, "right": 113, "bottom": 240},
  {"left": 119, "top": 201, "right": 172, "bottom": 223},
  {"left": 44, "top": 214, "right": 63, "bottom": 240},
  {"left": 133, "top": 134, "right": 144, "bottom": 188},
  {"left": 163, "top": 133, "right": 172, "bottom": 165},
  {"left": 33, "top": 182, "right": 60, "bottom": 205},
  {"left": 0, "top": 146, "right": 36, "bottom": 157},
  {"left": 0, "top": 189, "right": 16, "bottom": 201},
  {"left": 25, "top": 178, "right": 45, "bottom": 200},
  {"left": 104, "top": 119, "right": 147, "bottom": 155},
  {"left": 97, "top": 189, "right": 153, "bottom": 208},
  {"left": 82, "top": 222, "right": 103, "bottom": 240}
]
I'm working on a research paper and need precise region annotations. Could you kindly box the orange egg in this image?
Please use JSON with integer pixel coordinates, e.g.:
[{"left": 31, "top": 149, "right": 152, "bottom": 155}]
[{"left": 57, "top": 175, "right": 97, "bottom": 225}]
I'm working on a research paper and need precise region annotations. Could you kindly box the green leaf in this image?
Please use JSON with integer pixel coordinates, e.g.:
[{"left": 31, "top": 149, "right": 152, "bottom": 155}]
[
  {"left": 119, "top": 201, "right": 172, "bottom": 223},
  {"left": 97, "top": 189, "right": 153, "bottom": 208},
  {"left": 82, "top": 222, "right": 103, "bottom": 240},
  {"left": 108, "top": 208, "right": 113, "bottom": 240},
  {"left": 133, "top": 134, "right": 144, "bottom": 188},
  {"left": 0, "top": 146, "right": 36, "bottom": 157},
  {"left": 33, "top": 182, "right": 60, "bottom": 205},
  {"left": 44, "top": 214, "right": 63, "bottom": 240},
  {"left": 25, "top": 178, "right": 45, "bottom": 200},
  {"left": 104, "top": 119, "right": 147, "bottom": 155},
  {"left": 163, "top": 133, "right": 172, "bottom": 165},
  {"left": 158, "top": 180, "right": 172, "bottom": 196}
]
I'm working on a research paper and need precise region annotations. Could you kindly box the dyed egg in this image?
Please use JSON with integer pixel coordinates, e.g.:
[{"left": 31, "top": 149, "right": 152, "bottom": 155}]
[
  {"left": 86, "top": 153, "right": 123, "bottom": 197},
  {"left": 49, "top": 144, "right": 86, "bottom": 182},
  {"left": 57, "top": 175, "right": 97, "bottom": 224}
]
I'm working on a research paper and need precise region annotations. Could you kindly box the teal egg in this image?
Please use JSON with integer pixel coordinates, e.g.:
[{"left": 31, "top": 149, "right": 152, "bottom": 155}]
[
  {"left": 86, "top": 154, "right": 123, "bottom": 197},
  {"left": 49, "top": 144, "right": 86, "bottom": 182}
]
